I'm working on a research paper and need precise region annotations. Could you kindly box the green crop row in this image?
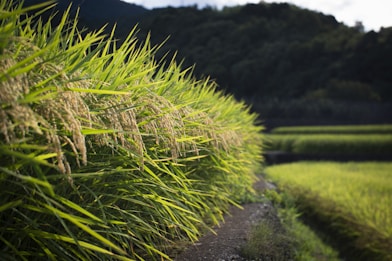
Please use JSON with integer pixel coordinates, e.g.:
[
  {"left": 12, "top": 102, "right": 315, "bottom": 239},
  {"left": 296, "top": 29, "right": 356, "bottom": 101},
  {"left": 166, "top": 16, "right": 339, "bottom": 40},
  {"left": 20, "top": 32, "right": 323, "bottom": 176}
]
[
  {"left": 271, "top": 124, "right": 392, "bottom": 134},
  {"left": 265, "top": 134, "right": 392, "bottom": 154},
  {"left": 0, "top": 2, "right": 263, "bottom": 260},
  {"left": 265, "top": 162, "right": 392, "bottom": 261}
]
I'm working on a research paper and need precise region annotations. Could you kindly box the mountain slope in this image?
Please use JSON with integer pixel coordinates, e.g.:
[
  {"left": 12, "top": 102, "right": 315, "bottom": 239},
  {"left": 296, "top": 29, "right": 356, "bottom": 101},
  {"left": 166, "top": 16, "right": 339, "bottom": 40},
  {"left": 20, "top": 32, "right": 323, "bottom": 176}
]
[{"left": 137, "top": 4, "right": 392, "bottom": 103}]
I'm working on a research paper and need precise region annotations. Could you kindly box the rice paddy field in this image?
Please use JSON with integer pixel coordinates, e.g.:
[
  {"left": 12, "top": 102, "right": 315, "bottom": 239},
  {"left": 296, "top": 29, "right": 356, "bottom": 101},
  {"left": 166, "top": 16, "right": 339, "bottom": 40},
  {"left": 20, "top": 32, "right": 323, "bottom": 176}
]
[
  {"left": 2, "top": 2, "right": 391, "bottom": 261},
  {"left": 0, "top": 2, "right": 264, "bottom": 260},
  {"left": 265, "top": 125, "right": 392, "bottom": 155},
  {"left": 265, "top": 162, "right": 392, "bottom": 261},
  {"left": 271, "top": 124, "right": 392, "bottom": 135}
]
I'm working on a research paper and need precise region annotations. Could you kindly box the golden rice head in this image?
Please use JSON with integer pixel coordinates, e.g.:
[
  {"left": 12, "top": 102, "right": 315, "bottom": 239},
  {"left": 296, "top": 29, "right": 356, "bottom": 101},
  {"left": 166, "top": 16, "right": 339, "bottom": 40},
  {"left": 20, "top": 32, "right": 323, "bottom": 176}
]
[
  {"left": 137, "top": 92, "right": 185, "bottom": 159},
  {"left": 90, "top": 91, "right": 145, "bottom": 162},
  {"left": 0, "top": 58, "right": 43, "bottom": 143},
  {"left": 0, "top": 53, "right": 94, "bottom": 177}
]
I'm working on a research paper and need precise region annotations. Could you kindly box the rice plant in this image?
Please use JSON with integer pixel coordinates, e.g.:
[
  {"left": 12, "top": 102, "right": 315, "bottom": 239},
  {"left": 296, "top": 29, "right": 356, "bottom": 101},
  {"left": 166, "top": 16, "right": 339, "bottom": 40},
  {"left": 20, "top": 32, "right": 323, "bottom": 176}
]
[
  {"left": 265, "top": 162, "right": 392, "bottom": 260},
  {"left": 271, "top": 124, "right": 392, "bottom": 135},
  {"left": 0, "top": 1, "right": 264, "bottom": 260},
  {"left": 265, "top": 134, "right": 392, "bottom": 154}
]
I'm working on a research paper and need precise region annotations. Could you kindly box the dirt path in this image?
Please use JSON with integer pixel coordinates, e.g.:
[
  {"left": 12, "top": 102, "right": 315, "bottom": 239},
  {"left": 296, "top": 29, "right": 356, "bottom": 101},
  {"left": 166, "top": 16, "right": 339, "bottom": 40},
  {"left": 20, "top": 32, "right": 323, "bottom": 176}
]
[{"left": 174, "top": 177, "right": 277, "bottom": 261}]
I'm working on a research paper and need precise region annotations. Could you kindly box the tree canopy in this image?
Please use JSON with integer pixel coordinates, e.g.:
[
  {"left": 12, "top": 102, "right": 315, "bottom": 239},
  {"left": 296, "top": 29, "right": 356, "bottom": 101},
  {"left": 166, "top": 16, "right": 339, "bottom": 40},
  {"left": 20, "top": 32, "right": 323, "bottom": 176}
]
[{"left": 136, "top": 3, "right": 392, "bottom": 103}]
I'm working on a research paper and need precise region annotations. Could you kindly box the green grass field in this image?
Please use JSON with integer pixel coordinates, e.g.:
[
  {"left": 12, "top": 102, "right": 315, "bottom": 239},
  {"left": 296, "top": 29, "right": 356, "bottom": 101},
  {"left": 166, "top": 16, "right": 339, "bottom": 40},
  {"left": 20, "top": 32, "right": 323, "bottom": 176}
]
[
  {"left": 265, "top": 133, "right": 392, "bottom": 154},
  {"left": 271, "top": 124, "right": 392, "bottom": 134},
  {"left": 242, "top": 189, "right": 341, "bottom": 261},
  {"left": 265, "top": 162, "right": 392, "bottom": 261}
]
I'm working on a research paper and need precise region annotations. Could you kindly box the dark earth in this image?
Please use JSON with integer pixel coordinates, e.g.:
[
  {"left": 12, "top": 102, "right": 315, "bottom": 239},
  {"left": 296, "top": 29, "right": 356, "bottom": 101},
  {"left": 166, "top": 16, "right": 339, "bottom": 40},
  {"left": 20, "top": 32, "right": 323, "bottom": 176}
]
[{"left": 173, "top": 177, "right": 278, "bottom": 261}]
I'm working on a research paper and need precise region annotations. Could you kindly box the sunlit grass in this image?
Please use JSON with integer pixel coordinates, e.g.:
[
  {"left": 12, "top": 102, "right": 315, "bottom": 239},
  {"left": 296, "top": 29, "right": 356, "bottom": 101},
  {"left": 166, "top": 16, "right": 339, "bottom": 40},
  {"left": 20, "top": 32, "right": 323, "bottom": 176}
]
[
  {"left": 266, "top": 125, "right": 392, "bottom": 155},
  {"left": 0, "top": 1, "right": 263, "bottom": 260},
  {"left": 271, "top": 124, "right": 392, "bottom": 134},
  {"left": 265, "top": 134, "right": 392, "bottom": 154},
  {"left": 265, "top": 162, "right": 392, "bottom": 260}
]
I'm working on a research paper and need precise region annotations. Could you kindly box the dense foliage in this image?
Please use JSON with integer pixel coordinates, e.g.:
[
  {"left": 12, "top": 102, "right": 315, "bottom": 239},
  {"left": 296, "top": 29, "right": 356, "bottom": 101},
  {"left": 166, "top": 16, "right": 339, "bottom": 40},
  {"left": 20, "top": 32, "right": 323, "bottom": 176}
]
[
  {"left": 0, "top": 1, "right": 263, "bottom": 260},
  {"left": 138, "top": 3, "right": 392, "bottom": 102}
]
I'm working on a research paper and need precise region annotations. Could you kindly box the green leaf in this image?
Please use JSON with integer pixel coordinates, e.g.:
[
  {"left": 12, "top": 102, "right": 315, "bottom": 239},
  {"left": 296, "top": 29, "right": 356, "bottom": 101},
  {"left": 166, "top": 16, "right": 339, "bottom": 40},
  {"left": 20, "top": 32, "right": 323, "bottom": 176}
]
[
  {"left": 0, "top": 199, "right": 23, "bottom": 212},
  {"left": 66, "top": 87, "right": 130, "bottom": 95},
  {"left": 1, "top": 167, "right": 55, "bottom": 197},
  {"left": 29, "top": 230, "right": 135, "bottom": 260},
  {"left": 56, "top": 196, "right": 104, "bottom": 223},
  {"left": 42, "top": 203, "right": 127, "bottom": 255}
]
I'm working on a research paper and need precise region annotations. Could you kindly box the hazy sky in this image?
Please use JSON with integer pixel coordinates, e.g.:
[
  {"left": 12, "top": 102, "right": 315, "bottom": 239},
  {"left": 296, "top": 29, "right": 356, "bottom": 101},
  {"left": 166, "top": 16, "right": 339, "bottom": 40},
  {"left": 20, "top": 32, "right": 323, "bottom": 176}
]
[{"left": 123, "top": 0, "right": 392, "bottom": 31}]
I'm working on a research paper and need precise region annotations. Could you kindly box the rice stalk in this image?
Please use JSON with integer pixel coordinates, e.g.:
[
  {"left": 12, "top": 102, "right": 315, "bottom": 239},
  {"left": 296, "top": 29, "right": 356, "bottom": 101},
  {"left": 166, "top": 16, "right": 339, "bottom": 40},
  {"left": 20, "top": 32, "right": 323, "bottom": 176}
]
[{"left": 0, "top": 1, "right": 264, "bottom": 260}]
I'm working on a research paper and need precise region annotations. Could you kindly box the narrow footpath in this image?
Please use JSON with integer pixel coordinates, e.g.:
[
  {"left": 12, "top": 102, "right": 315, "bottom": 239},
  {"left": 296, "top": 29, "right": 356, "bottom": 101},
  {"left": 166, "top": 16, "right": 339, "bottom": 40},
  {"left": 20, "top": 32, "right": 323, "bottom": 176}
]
[{"left": 174, "top": 177, "right": 277, "bottom": 261}]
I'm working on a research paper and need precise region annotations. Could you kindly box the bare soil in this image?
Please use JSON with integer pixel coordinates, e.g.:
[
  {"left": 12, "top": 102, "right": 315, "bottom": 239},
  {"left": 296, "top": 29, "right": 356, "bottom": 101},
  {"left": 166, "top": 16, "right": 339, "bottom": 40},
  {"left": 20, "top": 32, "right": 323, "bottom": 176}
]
[{"left": 173, "top": 176, "right": 277, "bottom": 261}]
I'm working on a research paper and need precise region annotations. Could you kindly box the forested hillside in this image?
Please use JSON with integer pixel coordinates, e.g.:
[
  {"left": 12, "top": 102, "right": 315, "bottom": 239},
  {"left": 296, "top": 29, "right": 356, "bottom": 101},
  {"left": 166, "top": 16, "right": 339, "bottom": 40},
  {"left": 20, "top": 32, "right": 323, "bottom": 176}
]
[
  {"left": 139, "top": 4, "right": 387, "bottom": 100},
  {"left": 24, "top": 0, "right": 392, "bottom": 127}
]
